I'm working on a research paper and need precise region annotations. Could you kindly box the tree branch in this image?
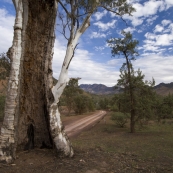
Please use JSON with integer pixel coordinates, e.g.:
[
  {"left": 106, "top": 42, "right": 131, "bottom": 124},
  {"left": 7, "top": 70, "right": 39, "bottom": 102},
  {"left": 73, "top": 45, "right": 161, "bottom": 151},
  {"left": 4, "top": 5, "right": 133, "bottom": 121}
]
[
  {"left": 78, "top": 13, "right": 92, "bottom": 34},
  {"left": 66, "top": 43, "right": 79, "bottom": 70},
  {"left": 59, "top": 1, "right": 71, "bottom": 17},
  {"left": 100, "top": 5, "right": 121, "bottom": 16}
]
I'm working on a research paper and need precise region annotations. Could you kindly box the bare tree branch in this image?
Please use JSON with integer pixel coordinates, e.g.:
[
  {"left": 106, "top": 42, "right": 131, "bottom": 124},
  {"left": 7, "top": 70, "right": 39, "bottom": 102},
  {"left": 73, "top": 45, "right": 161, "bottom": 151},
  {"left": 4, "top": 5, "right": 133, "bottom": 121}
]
[
  {"left": 57, "top": 12, "right": 69, "bottom": 40},
  {"left": 59, "top": 0, "right": 71, "bottom": 17},
  {"left": 100, "top": 5, "right": 121, "bottom": 16}
]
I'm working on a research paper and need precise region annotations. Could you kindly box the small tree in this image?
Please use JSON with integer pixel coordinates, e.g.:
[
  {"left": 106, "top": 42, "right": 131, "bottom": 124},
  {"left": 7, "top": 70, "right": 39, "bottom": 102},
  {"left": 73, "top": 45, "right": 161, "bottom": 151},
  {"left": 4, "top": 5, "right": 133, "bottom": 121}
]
[
  {"left": 0, "top": 53, "right": 10, "bottom": 80},
  {"left": 155, "top": 93, "right": 173, "bottom": 121},
  {"left": 62, "top": 78, "right": 82, "bottom": 115},
  {"left": 108, "top": 31, "right": 139, "bottom": 133},
  {"left": 108, "top": 31, "right": 155, "bottom": 132},
  {"left": 111, "top": 112, "right": 129, "bottom": 128},
  {"left": 73, "top": 94, "right": 95, "bottom": 114}
]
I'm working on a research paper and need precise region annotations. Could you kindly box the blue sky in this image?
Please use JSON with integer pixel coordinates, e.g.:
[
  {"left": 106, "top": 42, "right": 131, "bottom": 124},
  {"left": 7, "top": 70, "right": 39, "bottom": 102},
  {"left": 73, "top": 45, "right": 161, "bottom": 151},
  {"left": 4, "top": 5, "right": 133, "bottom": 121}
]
[{"left": 0, "top": 0, "right": 173, "bottom": 86}]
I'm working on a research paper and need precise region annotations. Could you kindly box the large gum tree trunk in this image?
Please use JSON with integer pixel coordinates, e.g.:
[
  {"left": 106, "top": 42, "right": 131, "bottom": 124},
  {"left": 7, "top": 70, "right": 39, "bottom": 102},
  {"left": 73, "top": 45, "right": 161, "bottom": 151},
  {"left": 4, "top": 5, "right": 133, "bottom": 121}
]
[{"left": 0, "top": 0, "right": 73, "bottom": 163}]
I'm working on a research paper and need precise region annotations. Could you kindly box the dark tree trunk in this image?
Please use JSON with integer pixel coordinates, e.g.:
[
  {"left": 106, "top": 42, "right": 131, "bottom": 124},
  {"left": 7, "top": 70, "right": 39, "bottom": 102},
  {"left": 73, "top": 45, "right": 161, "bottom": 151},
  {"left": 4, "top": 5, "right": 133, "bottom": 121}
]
[
  {"left": 130, "top": 109, "right": 135, "bottom": 133},
  {"left": 0, "top": 0, "right": 58, "bottom": 163},
  {"left": 124, "top": 54, "right": 136, "bottom": 133},
  {"left": 17, "top": 0, "right": 56, "bottom": 150}
]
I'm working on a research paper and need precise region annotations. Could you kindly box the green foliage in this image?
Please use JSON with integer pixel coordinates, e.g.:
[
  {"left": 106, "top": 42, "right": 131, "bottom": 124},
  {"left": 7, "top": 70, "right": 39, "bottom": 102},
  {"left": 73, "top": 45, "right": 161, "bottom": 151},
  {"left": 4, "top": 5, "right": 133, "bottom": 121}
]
[
  {"left": 0, "top": 95, "right": 5, "bottom": 121},
  {"left": 118, "top": 65, "right": 156, "bottom": 121},
  {"left": 0, "top": 53, "right": 10, "bottom": 79},
  {"left": 107, "top": 31, "right": 139, "bottom": 60},
  {"left": 59, "top": 0, "right": 135, "bottom": 23},
  {"left": 111, "top": 112, "right": 129, "bottom": 128},
  {"left": 73, "top": 94, "right": 95, "bottom": 114},
  {"left": 108, "top": 31, "right": 155, "bottom": 133},
  {"left": 155, "top": 93, "right": 173, "bottom": 121},
  {"left": 61, "top": 78, "right": 95, "bottom": 115},
  {"left": 61, "top": 78, "right": 83, "bottom": 114},
  {"left": 98, "top": 98, "right": 110, "bottom": 110},
  {"left": 110, "top": 103, "right": 118, "bottom": 111}
]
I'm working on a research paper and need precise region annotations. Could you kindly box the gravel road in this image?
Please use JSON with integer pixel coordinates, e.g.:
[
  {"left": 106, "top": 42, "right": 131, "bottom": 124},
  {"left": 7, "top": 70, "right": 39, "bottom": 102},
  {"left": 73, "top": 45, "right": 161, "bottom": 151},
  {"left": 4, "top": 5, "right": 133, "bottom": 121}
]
[{"left": 65, "top": 110, "right": 106, "bottom": 138}]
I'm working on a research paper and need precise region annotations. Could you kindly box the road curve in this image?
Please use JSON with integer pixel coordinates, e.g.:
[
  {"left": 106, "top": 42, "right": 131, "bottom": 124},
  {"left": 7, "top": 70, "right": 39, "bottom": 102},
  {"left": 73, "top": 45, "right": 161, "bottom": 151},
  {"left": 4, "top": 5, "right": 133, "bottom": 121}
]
[{"left": 65, "top": 111, "right": 106, "bottom": 138}]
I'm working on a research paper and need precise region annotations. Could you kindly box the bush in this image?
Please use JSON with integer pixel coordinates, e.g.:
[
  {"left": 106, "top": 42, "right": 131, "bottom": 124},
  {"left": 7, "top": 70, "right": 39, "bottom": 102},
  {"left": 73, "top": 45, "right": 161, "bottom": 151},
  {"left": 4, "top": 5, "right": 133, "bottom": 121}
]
[
  {"left": 110, "top": 104, "right": 118, "bottom": 111},
  {"left": 111, "top": 112, "right": 129, "bottom": 128}
]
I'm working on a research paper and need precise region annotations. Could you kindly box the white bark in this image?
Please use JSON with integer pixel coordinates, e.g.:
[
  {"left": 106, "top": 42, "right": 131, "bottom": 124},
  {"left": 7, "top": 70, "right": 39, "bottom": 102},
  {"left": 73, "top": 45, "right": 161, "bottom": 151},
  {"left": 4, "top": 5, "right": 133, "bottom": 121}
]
[
  {"left": 50, "top": 14, "right": 91, "bottom": 156},
  {"left": 0, "top": 0, "right": 23, "bottom": 163}
]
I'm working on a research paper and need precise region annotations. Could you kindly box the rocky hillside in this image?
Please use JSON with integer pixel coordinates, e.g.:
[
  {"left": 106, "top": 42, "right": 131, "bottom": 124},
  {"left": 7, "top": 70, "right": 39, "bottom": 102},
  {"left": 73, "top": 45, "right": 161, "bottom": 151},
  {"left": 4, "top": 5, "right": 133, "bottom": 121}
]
[
  {"left": 80, "top": 84, "right": 120, "bottom": 95},
  {"left": 154, "top": 82, "right": 173, "bottom": 96},
  {"left": 80, "top": 82, "right": 173, "bottom": 96}
]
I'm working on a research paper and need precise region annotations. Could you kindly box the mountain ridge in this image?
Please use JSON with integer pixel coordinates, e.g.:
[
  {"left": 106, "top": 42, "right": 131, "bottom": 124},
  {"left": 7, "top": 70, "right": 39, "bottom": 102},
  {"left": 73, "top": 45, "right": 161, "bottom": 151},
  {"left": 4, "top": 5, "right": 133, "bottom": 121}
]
[
  {"left": 80, "top": 84, "right": 120, "bottom": 95},
  {"left": 80, "top": 82, "right": 173, "bottom": 96}
]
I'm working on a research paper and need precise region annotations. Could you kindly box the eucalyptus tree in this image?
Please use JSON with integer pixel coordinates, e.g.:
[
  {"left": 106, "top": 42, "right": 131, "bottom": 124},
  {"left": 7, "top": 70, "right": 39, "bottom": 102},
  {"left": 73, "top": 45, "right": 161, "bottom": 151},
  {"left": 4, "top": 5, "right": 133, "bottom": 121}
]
[{"left": 0, "top": 0, "right": 134, "bottom": 163}]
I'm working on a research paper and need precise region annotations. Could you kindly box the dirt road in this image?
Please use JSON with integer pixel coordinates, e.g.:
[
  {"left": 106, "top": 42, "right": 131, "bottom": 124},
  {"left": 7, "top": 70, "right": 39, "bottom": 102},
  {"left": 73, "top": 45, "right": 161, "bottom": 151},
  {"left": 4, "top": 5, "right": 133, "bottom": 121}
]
[{"left": 65, "top": 110, "right": 106, "bottom": 138}]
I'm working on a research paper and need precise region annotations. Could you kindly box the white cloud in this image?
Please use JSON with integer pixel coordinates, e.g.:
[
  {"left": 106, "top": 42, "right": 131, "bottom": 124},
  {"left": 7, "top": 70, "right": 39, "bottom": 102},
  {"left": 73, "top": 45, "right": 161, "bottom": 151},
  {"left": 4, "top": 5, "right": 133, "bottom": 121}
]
[
  {"left": 123, "top": 0, "right": 165, "bottom": 27},
  {"left": 133, "top": 1, "right": 164, "bottom": 18},
  {"left": 133, "top": 55, "right": 173, "bottom": 84},
  {"left": 53, "top": 39, "right": 118, "bottom": 87},
  {"left": 0, "top": 4, "right": 173, "bottom": 87},
  {"left": 154, "top": 24, "right": 164, "bottom": 33},
  {"left": 124, "top": 27, "right": 136, "bottom": 33},
  {"left": 131, "top": 17, "right": 143, "bottom": 27},
  {"left": 146, "top": 15, "right": 158, "bottom": 25},
  {"left": 93, "top": 20, "right": 116, "bottom": 31},
  {"left": 155, "top": 34, "right": 173, "bottom": 46},
  {"left": 90, "top": 31, "right": 106, "bottom": 39},
  {"left": 94, "top": 46, "right": 105, "bottom": 51},
  {"left": 0, "top": 8, "right": 14, "bottom": 53},
  {"left": 164, "top": 0, "right": 173, "bottom": 9},
  {"left": 145, "top": 32, "right": 156, "bottom": 40},
  {"left": 94, "top": 10, "right": 107, "bottom": 21},
  {"left": 143, "top": 22, "right": 173, "bottom": 52},
  {"left": 161, "top": 19, "right": 171, "bottom": 26}
]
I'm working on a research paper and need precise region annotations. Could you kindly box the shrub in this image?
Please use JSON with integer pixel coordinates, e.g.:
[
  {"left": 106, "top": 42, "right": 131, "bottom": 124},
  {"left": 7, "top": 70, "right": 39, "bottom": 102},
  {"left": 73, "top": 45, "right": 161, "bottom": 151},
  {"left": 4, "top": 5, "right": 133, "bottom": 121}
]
[{"left": 111, "top": 112, "right": 129, "bottom": 128}]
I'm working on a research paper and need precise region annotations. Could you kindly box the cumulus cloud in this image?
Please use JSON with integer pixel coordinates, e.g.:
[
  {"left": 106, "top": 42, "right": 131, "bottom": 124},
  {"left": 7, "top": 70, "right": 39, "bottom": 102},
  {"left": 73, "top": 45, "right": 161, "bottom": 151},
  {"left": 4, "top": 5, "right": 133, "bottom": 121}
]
[
  {"left": 123, "top": 0, "right": 167, "bottom": 27},
  {"left": 94, "top": 46, "right": 105, "bottom": 51},
  {"left": 93, "top": 20, "right": 116, "bottom": 31},
  {"left": 154, "top": 24, "right": 164, "bottom": 33},
  {"left": 133, "top": 55, "right": 173, "bottom": 84},
  {"left": 161, "top": 19, "right": 171, "bottom": 26},
  {"left": 146, "top": 15, "right": 158, "bottom": 26},
  {"left": 0, "top": 8, "right": 14, "bottom": 53},
  {"left": 165, "top": 0, "right": 173, "bottom": 9},
  {"left": 90, "top": 31, "right": 107, "bottom": 39},
  {"left": 142, "top": 20, "right": 173, "bottom": 55},
  {"left": 94, "top": 10, "right": 107, "bottom": 21},
  {"left": 0, "top": 4, "right": 173, "bottom": 87},
  {"left": 124, "top": 27, "right": 136, "bottom": 33},
  {"left": 53, "top": 39, "right": 119, "bottom": 86}
]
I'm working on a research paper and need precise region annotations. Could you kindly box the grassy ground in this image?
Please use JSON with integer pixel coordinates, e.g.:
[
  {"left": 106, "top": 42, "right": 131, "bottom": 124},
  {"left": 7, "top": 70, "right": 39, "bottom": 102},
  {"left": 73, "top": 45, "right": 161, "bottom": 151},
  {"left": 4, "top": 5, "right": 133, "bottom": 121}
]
[
  {"left": 0, "top": 112, "right": 173, "bottom": 173},
  {"left": 71, "top": 113, "right": 173, "bottom": 172}
]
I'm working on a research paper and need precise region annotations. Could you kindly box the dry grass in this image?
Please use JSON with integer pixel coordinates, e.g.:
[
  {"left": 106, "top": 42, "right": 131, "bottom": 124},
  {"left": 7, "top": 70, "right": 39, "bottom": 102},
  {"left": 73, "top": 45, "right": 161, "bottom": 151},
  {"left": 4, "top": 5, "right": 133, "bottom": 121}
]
[
  {"left": 1, "top": 112, "right": 173, "bottom": 173},
  {"left": 71, "top": 113, "right": 173, "bottom": 172}
]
